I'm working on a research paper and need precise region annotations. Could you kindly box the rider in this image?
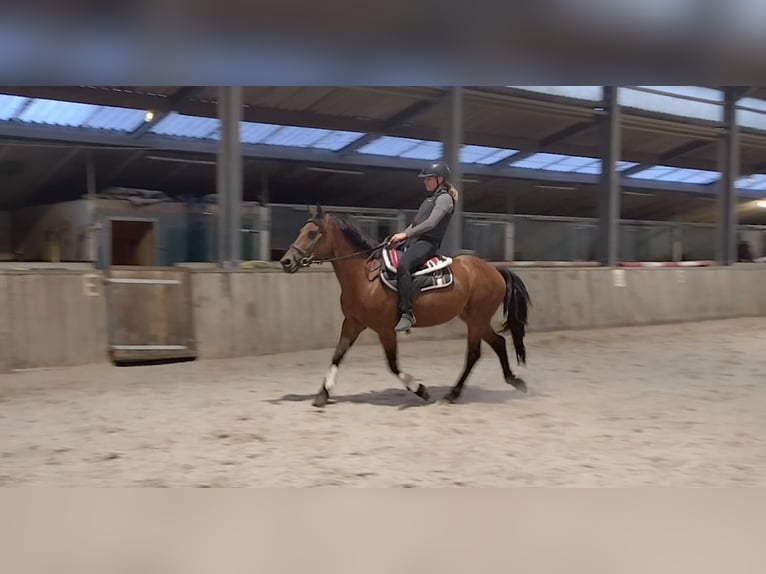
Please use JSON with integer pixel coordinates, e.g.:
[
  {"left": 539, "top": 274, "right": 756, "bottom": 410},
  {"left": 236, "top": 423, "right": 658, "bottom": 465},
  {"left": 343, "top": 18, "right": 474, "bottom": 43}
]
[{"left": 388, "top": 160, "right": 458, "bottom": 332}]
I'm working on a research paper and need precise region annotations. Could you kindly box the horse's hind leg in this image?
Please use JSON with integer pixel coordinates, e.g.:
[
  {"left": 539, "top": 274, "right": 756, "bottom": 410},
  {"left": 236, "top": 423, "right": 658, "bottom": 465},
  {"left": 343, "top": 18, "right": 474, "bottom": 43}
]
[
  {"left": 313, "top": 318, "right": 365, "bottom": 408},
  {"left": 481, "top": 327, "right": 527, "bottom": 393},
  {"left": 442, "top": 324, "right": 482, "bottom": 404},
  {"left": 378, "top": 330, "right": 429, "bottom": 401}
]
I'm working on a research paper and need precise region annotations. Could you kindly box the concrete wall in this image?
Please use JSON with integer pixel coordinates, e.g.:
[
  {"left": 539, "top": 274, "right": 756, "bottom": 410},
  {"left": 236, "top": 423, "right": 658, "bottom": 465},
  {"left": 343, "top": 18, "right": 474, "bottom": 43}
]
[
  {"left": 1, "top": 265, "right": 765, "bottom": 371},
  {"left": 0, "top": 270, "right": 108, "bottom": 372},
  {"left": 12, "top": 200, "right": 91, "bottom": 262},
  {"left": 188, "top": 265, "right": 766, "bottom": 360}
]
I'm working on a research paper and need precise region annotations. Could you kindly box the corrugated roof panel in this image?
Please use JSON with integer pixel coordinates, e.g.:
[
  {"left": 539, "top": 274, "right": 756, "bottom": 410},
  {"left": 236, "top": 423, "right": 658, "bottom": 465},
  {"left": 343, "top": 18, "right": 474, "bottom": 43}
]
[
  {"left": 737, "top": 97, "right": 766, "bottom": 131},
  {"left": 398, "top": 140, "right": 442, "bottom": 160},
  {"left": 508, "top": 86, "right": 603, "bottom": 101},
  {"left": 628, "top": 165, "right": 719, "bottom": 184},
  {"left": 239, "top": 122, "right": 283, "bottom": 144},
  {"left": 737, "top": 174, "right": 766, "bottom": 190},
  {"left": 626, "top": 166, "right": 675, "bottom": 180},
  {"left": 262, "top": 126, "right": 329, "bottom": 147},
  {"left": 150, "top": 112, "right": 220, "bottom": 139},
  {"left": 568, "top": 160, "right": 639, "bottom": 175},
  {"left": 510, "top": 152, "right": 572, "bottom": 170},
  {"left": 357, "top": 136, "right": 424, "bottom": 157},
  {"left": 572, "top": 163, "right": 601, "bottom": 175},
  {"left": 17, "top": 99, "right": 98, "bottom": 126},
  {"left": 83, "top": 106, "right": 147, "bottom": 132},
  {"left": 619, "top": 87, "right": 722, "bottom": 122},
  {"left": 0, "top": 94, "right": 27, "bottom": 120},
  {"left": 310, "top": 130, "right": 366, "bottom": 151},
  {"left": 461, "top": 144, "right": 518, "bottom": 165},
  {"left": 544, "top": 156, "right": 598, "bottom": 172}
]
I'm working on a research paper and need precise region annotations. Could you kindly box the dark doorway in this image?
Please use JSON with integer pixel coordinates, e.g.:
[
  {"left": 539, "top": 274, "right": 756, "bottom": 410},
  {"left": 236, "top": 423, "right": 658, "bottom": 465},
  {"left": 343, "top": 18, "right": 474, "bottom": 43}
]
[{"left": 110, "top": 220, "right": 156, "bottom": 266}]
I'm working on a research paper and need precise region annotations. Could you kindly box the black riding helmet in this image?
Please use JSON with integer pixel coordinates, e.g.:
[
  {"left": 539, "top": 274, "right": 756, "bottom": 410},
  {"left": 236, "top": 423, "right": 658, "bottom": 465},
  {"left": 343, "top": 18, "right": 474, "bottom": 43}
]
[{"left": 418, "top": 161, "right": 450, "bottom": 181}]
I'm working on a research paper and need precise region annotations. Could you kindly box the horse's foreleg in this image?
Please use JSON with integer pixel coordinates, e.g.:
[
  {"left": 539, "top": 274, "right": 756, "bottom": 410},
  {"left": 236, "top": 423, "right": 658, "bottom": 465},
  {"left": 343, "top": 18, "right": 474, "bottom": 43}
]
[
  {"left": 313, "top": 318, "right": 365, "bottom": 408},
  {"left": 443, "top": 325, "right": 482, "bottom": 403},
  {"left": 377, "top": 330, "right": 429, "bottom": 401}
]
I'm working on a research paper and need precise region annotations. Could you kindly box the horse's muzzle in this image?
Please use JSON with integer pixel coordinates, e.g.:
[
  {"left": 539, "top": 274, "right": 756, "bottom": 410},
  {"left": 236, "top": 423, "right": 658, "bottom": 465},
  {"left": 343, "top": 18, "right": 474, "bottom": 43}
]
[{"left": 280, "top": 257, "right": 299, "bottom": 273}]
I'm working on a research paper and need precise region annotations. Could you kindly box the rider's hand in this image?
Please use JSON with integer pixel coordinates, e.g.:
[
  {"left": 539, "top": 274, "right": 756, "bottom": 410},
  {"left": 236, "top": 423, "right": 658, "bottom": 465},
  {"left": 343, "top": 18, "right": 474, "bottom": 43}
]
[{"left": 388, "top": 232, "right": 408, "bottom": 246}]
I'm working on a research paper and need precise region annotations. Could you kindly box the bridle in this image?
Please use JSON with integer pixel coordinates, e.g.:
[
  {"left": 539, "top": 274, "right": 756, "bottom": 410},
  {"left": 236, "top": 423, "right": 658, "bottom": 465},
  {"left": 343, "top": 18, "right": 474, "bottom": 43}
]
[{"left": 289, "top": 217, "right": 387, "bottom": 268}]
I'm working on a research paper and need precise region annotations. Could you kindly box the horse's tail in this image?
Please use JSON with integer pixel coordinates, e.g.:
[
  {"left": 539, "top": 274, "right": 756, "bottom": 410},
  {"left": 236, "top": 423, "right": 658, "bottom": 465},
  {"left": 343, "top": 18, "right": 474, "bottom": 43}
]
[{"left": 496, "top": 267, "right": 532, "bottom": 365}]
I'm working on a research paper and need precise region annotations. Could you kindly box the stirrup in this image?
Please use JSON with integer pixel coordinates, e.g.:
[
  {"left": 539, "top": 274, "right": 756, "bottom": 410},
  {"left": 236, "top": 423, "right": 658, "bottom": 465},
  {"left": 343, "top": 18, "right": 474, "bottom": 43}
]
[{"left": 395, "top": 313, "right": 415, "bottom": 332}]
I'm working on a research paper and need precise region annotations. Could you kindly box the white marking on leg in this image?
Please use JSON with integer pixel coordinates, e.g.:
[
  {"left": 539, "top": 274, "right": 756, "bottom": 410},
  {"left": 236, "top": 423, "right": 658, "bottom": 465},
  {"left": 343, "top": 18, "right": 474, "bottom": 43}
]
[
  {"left": 398, "top": 372, "right": 419, "bottom": 392},
  {"left": 324, "top": 365, "right": 339, "bottom": 391}
]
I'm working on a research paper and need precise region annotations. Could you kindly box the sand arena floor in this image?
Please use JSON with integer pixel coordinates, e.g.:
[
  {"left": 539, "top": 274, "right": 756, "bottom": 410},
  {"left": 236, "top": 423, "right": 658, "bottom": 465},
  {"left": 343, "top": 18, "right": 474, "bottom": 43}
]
[{"left": 1, "top": 317, "right": 764, "bottom": 487}]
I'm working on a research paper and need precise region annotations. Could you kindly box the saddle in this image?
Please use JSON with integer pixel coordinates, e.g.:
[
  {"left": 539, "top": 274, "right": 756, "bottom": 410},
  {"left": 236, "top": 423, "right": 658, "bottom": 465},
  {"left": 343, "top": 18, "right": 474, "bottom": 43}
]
[{"left": 378, "top": 247, "right": 454, "bottom": 294}]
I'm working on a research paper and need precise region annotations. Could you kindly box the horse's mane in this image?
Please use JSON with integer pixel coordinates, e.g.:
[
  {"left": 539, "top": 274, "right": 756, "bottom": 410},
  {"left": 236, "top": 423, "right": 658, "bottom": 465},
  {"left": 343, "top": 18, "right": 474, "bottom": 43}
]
[{"left": 328, "top": 214, "right": 380, "bottom": 252}]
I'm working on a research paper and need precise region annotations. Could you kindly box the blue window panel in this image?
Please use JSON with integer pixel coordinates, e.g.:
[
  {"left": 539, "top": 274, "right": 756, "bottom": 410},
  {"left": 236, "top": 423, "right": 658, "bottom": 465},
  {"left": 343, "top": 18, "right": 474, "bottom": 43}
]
[
  {"left": 461, "top": 144, "right": 499, "bottom": 163},
  {"left": 398, "top": 140, "right": 442, "bottom": 160},
  {"left": 627, "top": 165, "right": 679, "bottom": 180},
  {"left": 508, "top": 86, "right": 603, "bottom": 101},
  {"left": 83, "top": 107, "right": 147, "bottom": 132},
  {"left": 629, "top": 165, "right": 720, "bottom": 184},
  {"left": 737, "top": 174, "right": 766, "bottom": 190},
  {"left": 569, "top": 161, "right": 642, "bottom": 175},
  {"left": 462, "top": 145, "right": 519, "bottom": 165},
  {"left": 357, "top": 136, "right": 426, "bottom": 156},
  {"left": 0, "top": 94, "right": 28, "bottom": 120},
  {"left": 618, "top": 87, "right": 723, "bottom": 122},
  {"left": 310, "top": 130, "right": 366, "bottom": 151},
  {"left": 736, "top": 97, "right": 766, "bottom": 131},
  {"left": 239, "top": 122, "right": 282, "bottom": 144},
  {"left": 649, "top": 86, "right": 724, "bottom": 102},
  {"left": 573, "top": 164, "right": 602, "bottom": 175},
  {"left": 150, "top": 112, "right": 220, "bottom": 139},
  {"left": 673, "top": 169, "right": 719, "bottom": 184},
  {"left": 261, "top": 126, "right": 333, "bottom": 147},
  {"left": 17, "top": 99, "right": 98, "bottom": 126},
  {"left": 545, "top": 155, "right": 599, "bottom": 172},
  {"left": 511, "top": 152, "right": 573, "bottom": 169}
]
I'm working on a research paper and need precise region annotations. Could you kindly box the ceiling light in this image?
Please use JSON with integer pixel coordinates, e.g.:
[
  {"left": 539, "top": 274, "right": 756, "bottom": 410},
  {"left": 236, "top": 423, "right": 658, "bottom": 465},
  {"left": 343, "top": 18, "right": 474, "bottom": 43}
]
[{"left": 144, "top": 110, "right": 154, "bottom": 122}]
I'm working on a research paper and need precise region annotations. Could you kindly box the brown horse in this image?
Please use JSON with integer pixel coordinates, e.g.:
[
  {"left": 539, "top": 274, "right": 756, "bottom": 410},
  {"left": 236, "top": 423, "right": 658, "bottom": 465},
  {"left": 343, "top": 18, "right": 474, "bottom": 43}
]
[{"left": 280, "top": 206, "right": 531, "bottom": 407}]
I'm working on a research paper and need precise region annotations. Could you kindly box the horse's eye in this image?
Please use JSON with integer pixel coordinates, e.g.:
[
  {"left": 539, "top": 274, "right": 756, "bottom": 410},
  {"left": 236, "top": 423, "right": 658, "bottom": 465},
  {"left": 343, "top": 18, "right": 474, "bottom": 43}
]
[{"left": 307, "top": 230, "right": 318, "bottom": 240}]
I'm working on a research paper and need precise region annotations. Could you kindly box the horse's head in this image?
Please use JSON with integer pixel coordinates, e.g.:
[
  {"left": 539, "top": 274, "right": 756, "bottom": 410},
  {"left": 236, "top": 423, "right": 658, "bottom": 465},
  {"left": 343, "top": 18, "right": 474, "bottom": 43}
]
[{"left": 280, "top": 205, "right": 333, "bottom": 273}]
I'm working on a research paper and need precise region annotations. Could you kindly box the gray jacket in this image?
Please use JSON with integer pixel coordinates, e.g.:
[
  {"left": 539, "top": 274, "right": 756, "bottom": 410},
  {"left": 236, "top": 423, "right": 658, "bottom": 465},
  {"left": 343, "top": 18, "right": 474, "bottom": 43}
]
[{"left": 404, "top": 187, "right": 454, "bottom": 244}]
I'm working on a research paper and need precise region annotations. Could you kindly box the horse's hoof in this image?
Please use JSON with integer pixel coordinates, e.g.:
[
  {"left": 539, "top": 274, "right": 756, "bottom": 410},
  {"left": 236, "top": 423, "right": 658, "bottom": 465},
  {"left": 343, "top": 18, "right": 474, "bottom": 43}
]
[
  {"left": 440, "top": 391, "right": 459, "bottom": 404},
  {"left": 312, "top": 388, "right": 329, "bottom": 408},
  {"left": 507, "top": 376, "right": 527, "bottom": 393},
  {"left": 414, "top": 384, "right": 430, "bottom": 401}
]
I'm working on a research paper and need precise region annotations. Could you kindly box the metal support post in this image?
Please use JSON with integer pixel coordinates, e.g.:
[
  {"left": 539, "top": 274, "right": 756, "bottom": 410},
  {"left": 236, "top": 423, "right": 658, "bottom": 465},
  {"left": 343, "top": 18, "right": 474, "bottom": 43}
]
[
  {"left": 716, "top": 87, "right": 739, "bottom": 265},
  {"left": 598, "top": 86, "right": 621, "bottom": 266},
  {"left": 442, "top": 86, "right": 463, "bottom": 256},
  {"left": 216, "top": 86, "right": 243, "bottom": 268}
]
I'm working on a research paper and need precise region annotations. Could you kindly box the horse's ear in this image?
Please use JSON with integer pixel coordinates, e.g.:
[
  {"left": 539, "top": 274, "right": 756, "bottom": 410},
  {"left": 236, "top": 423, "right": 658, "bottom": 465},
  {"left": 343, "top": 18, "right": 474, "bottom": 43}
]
[
  {"left": 307, "top": 205, "right": 315, "bottom": 218},
  {"left": 316, "top": 204, "right": 325, "bottom": 219}
]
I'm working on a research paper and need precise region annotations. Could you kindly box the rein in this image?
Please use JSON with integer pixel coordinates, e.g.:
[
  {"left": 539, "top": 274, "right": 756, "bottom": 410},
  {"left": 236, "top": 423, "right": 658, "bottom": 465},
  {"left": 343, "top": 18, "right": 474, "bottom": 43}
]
[{"left": 289, "top": 218, "right": 389, "bottom": 268}]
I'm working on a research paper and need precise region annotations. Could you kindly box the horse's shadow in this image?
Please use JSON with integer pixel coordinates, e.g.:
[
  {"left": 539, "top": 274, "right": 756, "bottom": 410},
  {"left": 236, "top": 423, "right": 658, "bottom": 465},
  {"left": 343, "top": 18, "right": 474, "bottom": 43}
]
[{"left": 268, "top": 384, "right": 531, "bottom": 409}]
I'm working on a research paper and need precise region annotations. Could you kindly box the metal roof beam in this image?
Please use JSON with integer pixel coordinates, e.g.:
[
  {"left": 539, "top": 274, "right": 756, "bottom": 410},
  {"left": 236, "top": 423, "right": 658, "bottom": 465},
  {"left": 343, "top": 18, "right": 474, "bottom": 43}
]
[
  {"left": 621, "top": 140, "right": 714, "bottom": 176},
  {"left": 0, "top": 121, "right": 741, "bottom": 197},
  {"left": 500, "top": 121, "right": 597, "bottom": 167},
  {"left": 336, "top": 95, "right": 447, "bottom": 155},
  {"left": 731, "top": 86, "right": 760, "bottom": 100}
]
